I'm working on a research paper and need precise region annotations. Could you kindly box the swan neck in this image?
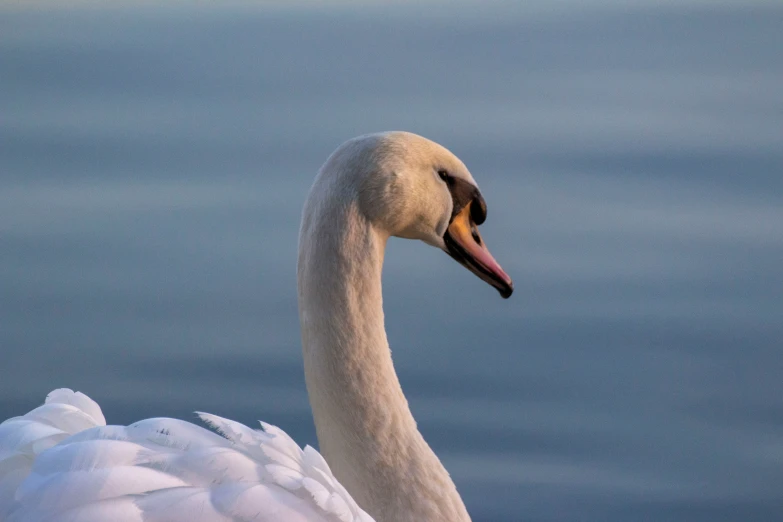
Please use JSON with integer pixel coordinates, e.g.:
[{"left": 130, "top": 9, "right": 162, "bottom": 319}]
[{"left": 297, "top": 196, "right": 470, "bottom": 522}]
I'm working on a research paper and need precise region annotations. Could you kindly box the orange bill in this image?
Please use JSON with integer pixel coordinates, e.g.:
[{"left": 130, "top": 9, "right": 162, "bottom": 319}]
[{"left": 444, "top": 202, "right": 513, "bottom": 298}]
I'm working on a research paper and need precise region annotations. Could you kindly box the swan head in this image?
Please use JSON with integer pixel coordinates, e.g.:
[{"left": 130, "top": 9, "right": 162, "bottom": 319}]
[{"left": 324, "top": 131, "right": 513, "bottom": 298}]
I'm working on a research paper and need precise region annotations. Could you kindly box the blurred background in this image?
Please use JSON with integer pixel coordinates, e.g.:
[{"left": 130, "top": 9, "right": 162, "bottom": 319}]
[{"left": 1, "top": 1, "right": 781, "bottom": 520}]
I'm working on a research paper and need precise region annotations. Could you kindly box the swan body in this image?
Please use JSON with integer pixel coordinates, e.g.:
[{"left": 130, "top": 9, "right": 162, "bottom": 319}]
[
  {"left": 0, "top": 389, "right": 373, "bottom": 522},
  {"left": 0, "top": 132, "right": 512, "bottom": 522}
]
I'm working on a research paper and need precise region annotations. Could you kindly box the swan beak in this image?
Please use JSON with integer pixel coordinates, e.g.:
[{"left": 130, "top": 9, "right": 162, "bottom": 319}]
[{"left": 443, "top": 203, "right": 514, "bottom": 298}]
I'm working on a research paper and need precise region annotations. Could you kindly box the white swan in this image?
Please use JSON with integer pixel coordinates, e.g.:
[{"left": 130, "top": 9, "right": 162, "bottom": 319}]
[{"left": 0, "top": 132, "right": 513, "bottom": 522}]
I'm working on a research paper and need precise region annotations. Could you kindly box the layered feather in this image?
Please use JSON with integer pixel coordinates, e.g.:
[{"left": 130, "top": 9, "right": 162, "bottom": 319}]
[{"left": 0, "top": 389, "right": 374, "bottom": 522}]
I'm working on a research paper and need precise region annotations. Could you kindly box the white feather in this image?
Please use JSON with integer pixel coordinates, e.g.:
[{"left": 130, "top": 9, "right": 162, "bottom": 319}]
[
  {"left": 45, "top": 389, "right": 106, "bottom": 426},
  {"left": 0, "top": 389, "right": 374, "bottom": 521},
  {"left": 10, "top": 497, "right": 144, "bottom": 522}
]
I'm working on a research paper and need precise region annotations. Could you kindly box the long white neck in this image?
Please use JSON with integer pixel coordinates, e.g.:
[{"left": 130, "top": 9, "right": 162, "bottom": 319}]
[{"left": 297, "top": 178, "right": 471, "bottom": 522}]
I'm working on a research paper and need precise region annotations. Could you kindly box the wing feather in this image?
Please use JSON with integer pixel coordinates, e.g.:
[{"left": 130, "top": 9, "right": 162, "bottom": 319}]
[
  {"left": 11, "top": 497, "right": 144, "bottom": 522},
  {"left": 0, "top": 389, "right": 374, "bottom": 522},
  {"left": 44, "top": 390, "right": 105, "bottom": 426}
]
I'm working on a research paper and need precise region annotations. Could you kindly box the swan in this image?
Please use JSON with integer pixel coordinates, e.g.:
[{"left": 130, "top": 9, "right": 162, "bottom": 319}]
[{"left": 0, "top": 131, "right": 513, "bottom": 522}]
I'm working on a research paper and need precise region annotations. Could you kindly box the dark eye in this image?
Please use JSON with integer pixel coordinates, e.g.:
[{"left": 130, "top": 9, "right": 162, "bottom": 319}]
[{"left": 437, "top": 170, "right": 451, "bottom": 183}]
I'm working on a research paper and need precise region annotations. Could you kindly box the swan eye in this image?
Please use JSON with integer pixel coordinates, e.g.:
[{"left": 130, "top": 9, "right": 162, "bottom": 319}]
[{"left": 437, "top": 170, "right": 451, "bottom": 183}]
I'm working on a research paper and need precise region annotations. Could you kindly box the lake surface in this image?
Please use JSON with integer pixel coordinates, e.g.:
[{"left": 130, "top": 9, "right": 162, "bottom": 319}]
[{"left": 1, "top": 2, "right": 782, "bottom": 520}]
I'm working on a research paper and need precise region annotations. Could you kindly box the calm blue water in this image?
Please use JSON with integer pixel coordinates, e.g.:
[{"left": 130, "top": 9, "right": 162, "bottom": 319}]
[{"left": 1, "top": 3, "right": 782, "bottom": 520}]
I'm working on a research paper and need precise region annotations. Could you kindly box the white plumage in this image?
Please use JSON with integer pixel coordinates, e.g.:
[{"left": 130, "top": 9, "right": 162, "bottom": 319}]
[
  {"left": 0, "top": 132, "right": 512, "bottom": 521},
  {"left": 0, "top": 389, "right": 373, "bottom": 522}
]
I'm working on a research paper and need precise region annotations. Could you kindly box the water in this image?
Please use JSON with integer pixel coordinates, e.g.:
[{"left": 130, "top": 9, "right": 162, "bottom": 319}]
[{"left": 1, "top": 2, "right": 782, "bottom": 520}]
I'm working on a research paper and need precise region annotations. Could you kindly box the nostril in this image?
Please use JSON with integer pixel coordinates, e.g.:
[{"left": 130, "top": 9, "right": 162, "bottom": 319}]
[{"left": 471, "top": 224, "right": 482, "bottom": 245}]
